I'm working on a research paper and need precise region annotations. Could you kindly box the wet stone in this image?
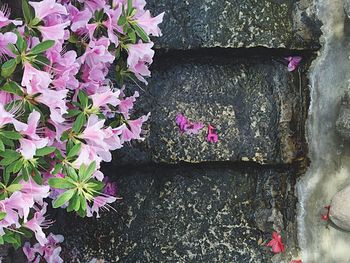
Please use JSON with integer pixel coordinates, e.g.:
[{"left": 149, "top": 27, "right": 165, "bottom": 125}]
[
  {"left": 336, "top": 105, "right": 350, "bottom": 140},
  {"left": 53, "top": 164, "right": 298, "bottom": 263},
  {"left": 146, "top": 0, "right": 320, "bottom": 50},
  {"left": 115, "top": 51, "right": 308, "bottom": 165},
  {"left": 329, "top": 185, "right": 350, "bottom": 231}
]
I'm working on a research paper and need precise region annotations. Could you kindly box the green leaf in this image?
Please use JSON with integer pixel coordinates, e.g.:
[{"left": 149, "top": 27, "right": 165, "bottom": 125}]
[
  {"left": 53, "top": 189, "right": 75, "bottom": 208},
  {"left": 22, "top": 0, "right": 34, "bottom": 24},
  {"left": 67, "top": 166, "right": 78, "bottom": 181},
  {"left": 82, "top": 161, "right": 96, "bottom": 181},
  {"left": 118, "top": 16, "right": 127, "bottom": 26},
  {"left": 7, "top": 44, "right": 19, "bottom": 56},
  {"left": 0, "top": 149, "right": 20, "bottom": 158},
  {"left": 66, "top": 109, "right": 81, "bottom": 117},
  {"left": 21, "top": 166, "right": 30, "bottom": 181},
  {"left": 1, "top": 81, "right": 24, "bottom": 96},
  {"left": 0, "top": 139, "right": 4, "bottom": 152},
  {"left": 33, "top": 54, "right": 50, "bottom": 67},
  {"left": 0, "top": 212, "right": 6, "bottom": 220},
  {"left": 29, "top": 40, "right": 55, "bottom": 55},
  {"left": 15, "top": 32, "right": 27, "bottom": 53},
  {"left": 12, "top": 159, "right": 23, "bottom": 173},
  {"left": 52, "top": 163, "right": 63, "bottom": 175},
  {"left": 0, "top": 130, "right": 22, "bottom": 140},
  {"left": 48, "top": 177, "right": 75, "bottom": 189},
  {"left": 0, "top": 154, "right": 20, "bottom": 166},
  {"left": 6, "top": 184, "right": 22, "bottom": 193},
  {"left": 132, "top": 24, "right": 149, "bottom": 42},
  {"left": 128, "top": 29, "right": 136, "bottom": 43},
  {"left": 1, "top": 59, "right": 17, "bottom": 78},
  {"left": 35, "top": 146, "right": 56, "bottom": 156},
  {"left": 67, "top": 143, "right": 81, "bottom": 159},
  {"left": 78, "top": 90, "right": 88, "bottom": 109},
  {"left": 31, "top": 167, "right": 42, "bottom": 185},
  {"left": 72, "top": 113, "right": 86, "bottom": 134},
  {"left": 127, "top": 0, "right": 133, "bottom": 15}
]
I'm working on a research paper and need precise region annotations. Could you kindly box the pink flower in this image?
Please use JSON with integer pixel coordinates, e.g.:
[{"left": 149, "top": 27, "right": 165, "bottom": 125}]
[
  {"left": 120, "top": 113, "right": 150, "bottom": 142},
  {"left": 19, "top": 137, "right": 48, "bottom": 160},
  {"left": 175, "top": 113, "right": 204, "bottom": 135},
  {"left": 285, "top": 56, "right": 302, "bottom": 72},
  {"left": 103, "top": 177, "right": 117, "bottom": 196},
  {"left": 118, "top": 91, "right": 139, "bottom": 118},
  {"left": 136, "top": 11, "right": 164, "bottom": 37},
  {"left": 72, "top": 144, "right": 102, "bottom": 169},
  {"left": 80, "top": 37, "right": 115, "bottom": 67},
  {"left": 207, "top": 124, "right": 218, "bottom": 143},
  {"left": 87, "top": 195, "right": 117, "bottom": 218},
  {"left": 23, "top": 233, "right": 64, "bottom": 263},
  {"left": 38, "top": 22, "right": 70, "bottom": 42},
  {"left": 0, "top": 32, "right": 17, "bottom": 57},
  {"left": 0, "top": 7, "right": 22, "bottom": 28},
  {"left": 29, "top": 0, "right": 67, "bottom": 21},
  {"left": 127, "top": 41, "right": 154, "bottom": 84},
  {"left": 67, "top": 4, "right": 92, "bottom": 32},
  {"left": 0, "top": 192, "right": 25, "bottom": 234},
  {"left": 103, "top": 6, "right": 123, "bottom": 45},
  {"left": 267, "top": 232, "right": 285, "bottom": 254},
  {"left": 22, "top": 63, "right": 52, "bottom": 94},
  {"left": 91, "top": 90, "right": 120, "bottom": 109},
  {"left": 291, "top": 260, "right": 302, "bottom": 263},
  {"left": 36, "top": 89, "right": 68, "bottom": 124},
  {"left": 80, "top": 115, "right": 108, "bottom": 150},
  {"left": 0, "top": 102, "right": 15, "bottom": 128},
  {"left": 24, "top": 203, "right": 52, "bottom": 245}
]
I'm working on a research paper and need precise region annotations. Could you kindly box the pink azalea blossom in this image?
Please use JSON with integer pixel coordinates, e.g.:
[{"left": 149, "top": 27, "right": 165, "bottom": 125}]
[
  {"left": 23, "top": 233, "right": 64, "bottom": 263},
  {"left": 24, "top": 203, "right": 52, "bottom": 245},
  {"left": 79, "top": 115, "right": 109, "bottom": 150},
  {"left": 22, "top": 63, "right": 52, "bottom": 94},
  {"left": 118, "top": 91, "right": 139, "bottom": 118},
  {"left": 0, "top": 32, "right": 17, "bottom": 57},
  {"left": 127, "top": 41, "right": 154, "bottom": 84},
  {"left": 207, "top": 124, "right": 218, "bottom": 143},
  {"left": 80, "top": 37, "right": 115, "bottom": 67},
  {"left": 67, "top": 4, "right": 92, "bottom": 32},
  {"left": 86, "top": 195, "right": 117, "bottom": 218},
  {"left": 29, "top": 0, "right": 67, "bottom": 21},
  {"left": 175, "top": 113, "right": 204, "bottom": 135},
  {"left": 136, "top": 11, "right": 164, "bottom": 37},
  {"left": 267, "top": 232, "right": 285, "bottom": 254},
  {"left": 103, "top": 177, "right": 117, "bottom": 196},
  {"left": 285, "top": 56, "right": 302, "bottom": 72},
  {"left": 38, "top": 22, "right": 70, "bottom": 42},
  {"left": 0, "top": 192, "right": 25, "bottom": 235},
  {"left": 120, "top": 113, "right": 150, "bottom": 142},
  {"left": 91, "top": 90, "right": 120, "bottom": 109},
  {"left": 0, "top": 8, "right": 22, "bottom": 28}
]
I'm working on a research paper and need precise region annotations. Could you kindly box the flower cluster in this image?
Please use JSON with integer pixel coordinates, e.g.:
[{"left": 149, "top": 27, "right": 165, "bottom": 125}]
[
  {"left": 0, "top": 0, "right": 163, "bottom": 261},
  {"left": 175, "top": 113, "right": 219, "bottom": 143}
]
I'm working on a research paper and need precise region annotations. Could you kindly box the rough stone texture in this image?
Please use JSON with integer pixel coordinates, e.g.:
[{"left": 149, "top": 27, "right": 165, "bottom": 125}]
[
  {"left": 146, "top": 0, "right": 321, "bottom": 50},
  {"left": 50, "top": 164, "right": 298, "bottom": 263},
  {"left": 115, "top": 50, "right": 309, "bottom": 165},
  {"left": 329, "top": 185, "right": 350, "bottom": 231},
  {"left": 336, "top": 104, "right": 350, "bottom": 140},
  {"left": 345, "top": 0, "right": 350, "bottom": 18}
]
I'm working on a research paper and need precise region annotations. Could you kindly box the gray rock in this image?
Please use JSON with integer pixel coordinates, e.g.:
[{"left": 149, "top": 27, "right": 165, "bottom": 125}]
[
  {"left": 146, "top": 0, "right": 321, "bottom": 50},
  {"left": 53, "top": 164, "right": 298, "bottom": 263},
  {"left": 336, "top": 105, "right": 350, "bottom": 140},
  {"left": 345, "top": 0, "right": 350, "bottom": 18},
  {"left": 115, "top": 51, "right": 308, "bottom": 165},
  {"left": 329, "top": 185, "right": 350, "bottom": 231}
]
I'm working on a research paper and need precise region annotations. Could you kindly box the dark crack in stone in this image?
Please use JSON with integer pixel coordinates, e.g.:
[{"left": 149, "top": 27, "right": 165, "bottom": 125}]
[
  {"left": 114, "top": 51, "right": 308, "bottom": 165},
  {"left": 51, "top": 164, "right": 298, "bottom": 263},
  {"left": 145, "top": 0, "right": 320, "bottom": 50}
]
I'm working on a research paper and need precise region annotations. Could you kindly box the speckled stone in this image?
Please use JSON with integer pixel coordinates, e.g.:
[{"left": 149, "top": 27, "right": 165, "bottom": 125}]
[
  {"left": 146, "top": 0, "right": 320, "bottom": 50},
  {"left": 336, "top": 105, "right": 350, "bottom": 140},
  {"left": 114, "top": 51, "right": 308, "bottom": 165},
  {"left": 52, "top": 164, "right": 298, "bottom": 263}
]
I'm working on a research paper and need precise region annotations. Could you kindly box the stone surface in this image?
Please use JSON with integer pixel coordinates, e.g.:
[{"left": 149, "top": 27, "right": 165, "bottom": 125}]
[
  {"left": 115, "top": 50, "right": 309, "bottom": 165},
  {"left": 51, "top": 164, "right": 298, "bottom": 263},
  {"left": 146, "top": 0, "right": 320, "bottom": 50},
  {"left": 336, "top": 104, "right": 350, "bottom": 140},
  {"left": 329, "top": 185, "right": 350, "bottom": 231}
]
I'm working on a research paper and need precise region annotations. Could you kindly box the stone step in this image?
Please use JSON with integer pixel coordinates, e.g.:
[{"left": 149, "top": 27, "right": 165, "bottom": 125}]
[
  {"left": 146, "top": 0, "right": 321, "bottom": 50},
  {"left": 54, "top": 164, "right": 298, "bottom": 262},
  {"left": 115, "top": 51, "right": 309, "bottom": 165}
]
